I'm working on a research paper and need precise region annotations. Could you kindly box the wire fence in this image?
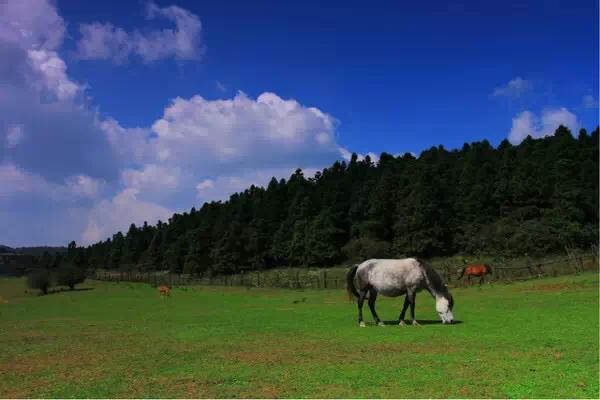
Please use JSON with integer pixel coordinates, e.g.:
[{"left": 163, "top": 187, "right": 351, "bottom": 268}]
[{"left": 91, "top": 251, "right": 598, "bottom": 289}]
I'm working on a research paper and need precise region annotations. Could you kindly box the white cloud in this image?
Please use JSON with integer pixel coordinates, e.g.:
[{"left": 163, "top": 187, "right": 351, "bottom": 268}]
[
  {"left": 65, "top": 175, "right": 104, "bottom": 198},
  {"left": 338, "top": 147, "right": 380, "bottom": 163},
  {"left": 82, "top": 188, "right": 173, "bottom": 243},
  {"left": 5, "top": 124, "right": 24, "bottom": 148},
  {"left": 0, "top": 0, "right": 65, "bottom": 51},
  {"left": 583, "top": 95, "right": 598, "bottom": 109},
  {"left": 0, "top": 162, "right": 52, "bottom": 197},
  {"left": 149, "top": 91, "right": 339, "bottom": 173},
  {"left": 27, "top": 49, "right": 81, "bottom": 100},
  {"left": 76, "top": 22, "right": 131, "bottom": 63},
  {"left": 120, "top": 164, "right": 181, "bottom": 203},
  {"left": 0, "top": 163, "right": 103, "bottom": 200},
  {"left": 492, "top": 77, "right": 531, "bottom": 98},
  {"left": 76, "top": 2, "right": 203, "bottom": 63},
  {"left": 98, "top": 118, "right": 154, "bottom": 166},
  {"left": 508, "top": 107, "right": 578, "bottom": 144},
  {"left": 196, "top": 179, "right": 214, "bottom": 191}
]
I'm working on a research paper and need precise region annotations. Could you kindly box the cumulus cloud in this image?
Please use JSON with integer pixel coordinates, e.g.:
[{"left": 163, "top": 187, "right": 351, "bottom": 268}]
[
  {"left": 0, "top": 163, "right": 103, "bottom": 200},
  {"left": 65, "top": 175, "right": 104, "bottom": 198},
  {"left": 0, "top": 162, "right": 53, "bottom": 198},
  {"left": 0, "top": 0, "right": 65, "bottom": 51},
  {"left": 98, "top": 118, "right": 155, "bottom": 167},
  {"left": 119, "top": 164, "right": 183, "bottom": 204},
  {"left": 82, "top": 188, "right": 173, "bottom": 243},
  {"left": 508, "top": 107, "right": 578, "bottom": 144},
  {"left": 27, "top": 49, "right": 81, "bottom": 100},
  {"left": 492, "top": 77, "right": 531, "bottom": 98},
  {"left": 150, "top": 91, "right": 340, "bottom": 174},
  {"left": 76, "top": 2, "right": 203, "bottom": 63}
]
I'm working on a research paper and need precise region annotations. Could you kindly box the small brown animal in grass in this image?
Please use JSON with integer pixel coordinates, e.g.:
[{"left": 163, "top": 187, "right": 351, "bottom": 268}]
[{"left": 158, "top": 285, "right": 171, "bottom": 297}]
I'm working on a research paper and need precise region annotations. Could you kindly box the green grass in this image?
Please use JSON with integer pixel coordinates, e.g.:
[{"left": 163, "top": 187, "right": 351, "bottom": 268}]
[{"left": 0, "top": 273, "right": 598, "bottom": 398}]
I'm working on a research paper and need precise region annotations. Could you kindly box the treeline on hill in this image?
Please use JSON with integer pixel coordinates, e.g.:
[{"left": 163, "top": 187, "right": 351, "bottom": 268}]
[{"left": 67, "top": 126, "right": 597, "bottom": 276}]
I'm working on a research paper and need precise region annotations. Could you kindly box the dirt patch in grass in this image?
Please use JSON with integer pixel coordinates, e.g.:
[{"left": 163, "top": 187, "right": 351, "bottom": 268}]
[
  {"left": 0, "top": 350, "right": 110, "bottom": 398},
  {"left": 126, "top": 375, "right": 287, "bottom": 399},
  {"left": 229, "top": 349, "right": 295, "bottom": 364},
  {"left": 0, "top": 349, "right": 104, "bottom": 377},
  {"left": 237, "top": 382, "right": 287, "bottom": 399},
  {"left": 226, "top": 339, "right": 455, "bottom": 367},
  {"left": 127, "top": 377, "right": 220, "bottom": 398},
  {"left": 368, "top": 343, "right": 456, "bottom": 354}
]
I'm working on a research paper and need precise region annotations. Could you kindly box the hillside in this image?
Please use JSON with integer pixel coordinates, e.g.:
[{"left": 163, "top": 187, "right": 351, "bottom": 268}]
[
  {"left": 14, "top": 247, "right": 67, "bottom": 257},
  {"left": 70, "top": 126, "right": 598, "bottom": 275}
]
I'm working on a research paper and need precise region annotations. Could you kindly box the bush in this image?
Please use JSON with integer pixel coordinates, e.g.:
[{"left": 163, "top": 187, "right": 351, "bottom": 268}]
[
  {"left": 55, "top": 265, "right": 86, "bottom": 290},
  {"left": 27, "top": 269, "right": 51, "bottom": 295}
]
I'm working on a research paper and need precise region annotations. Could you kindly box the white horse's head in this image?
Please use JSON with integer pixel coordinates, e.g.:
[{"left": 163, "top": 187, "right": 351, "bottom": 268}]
[{"left": 436, "top": 293, "right": 454, "bottom": 324}]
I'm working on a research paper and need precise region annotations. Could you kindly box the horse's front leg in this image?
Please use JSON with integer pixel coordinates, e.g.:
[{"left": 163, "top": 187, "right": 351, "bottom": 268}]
[
  {"left": 367, "top": 289, "right": 384, "bottom": 326},
  {"left": 408, "top": 291, "right": 419, "bottom": 326},
  {"left": 357, "top": 290, "right": 368, "bottom": 327},
  {"left": 398, "top": 296, "right": 410, "bottom": 326}
]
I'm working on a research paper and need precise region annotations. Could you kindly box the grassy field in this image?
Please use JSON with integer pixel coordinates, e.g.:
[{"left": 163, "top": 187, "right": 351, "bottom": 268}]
[{"left": 0, "top": 272, "right": 598, "bottom": 398}]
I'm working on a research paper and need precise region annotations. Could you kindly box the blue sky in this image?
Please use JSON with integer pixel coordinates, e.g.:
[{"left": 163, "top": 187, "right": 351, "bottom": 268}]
[{"left": 0, "top": 0, "right": 598, "bottom": 246}]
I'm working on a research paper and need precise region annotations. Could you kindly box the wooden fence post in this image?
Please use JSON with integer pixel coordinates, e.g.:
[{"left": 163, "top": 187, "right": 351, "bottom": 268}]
[{"left": 323, "top": 271, "right": 327, "bottom": 289}]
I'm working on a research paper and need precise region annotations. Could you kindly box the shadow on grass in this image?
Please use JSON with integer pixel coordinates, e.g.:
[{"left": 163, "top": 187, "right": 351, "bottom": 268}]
[
  {"left": 380, "top": 319, "right": 464, "bottom": 326},
  {"left": 31, "top": 287, "right": 95, "bottom": 296}
]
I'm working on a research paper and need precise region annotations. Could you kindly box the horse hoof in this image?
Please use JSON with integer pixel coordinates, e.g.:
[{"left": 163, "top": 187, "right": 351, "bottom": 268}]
[
  {"left": 377, "top": 321, "right": 385, "bottom": 327},
  {"left": 359, "top": 321, "right": 366, "bottom": 328},
  {"left": 399, "top": 320, "right": 406, "bottom": 327},
  {"left": 412, "top": 320, "right": 420, "bottom": 326}
]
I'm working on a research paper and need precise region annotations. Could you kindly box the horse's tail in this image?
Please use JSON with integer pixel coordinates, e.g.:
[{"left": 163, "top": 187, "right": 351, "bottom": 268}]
[
  {"left": 346, "top": 264, "right": 360, "bottom": 301},
  {"left": 457, "top": 266, "right": 465, "bottom": 280}
]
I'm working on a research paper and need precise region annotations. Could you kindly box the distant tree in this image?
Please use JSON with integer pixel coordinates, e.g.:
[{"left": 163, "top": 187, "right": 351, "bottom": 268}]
[
  {"left": 109, "top": 232, "right": 124, "bottom": 269},
  {"left": 27, "top": 269, "right": 51, "bottom": 295},
  {"left": 55, "top": 264, "right": 86, "bottom": 290}
]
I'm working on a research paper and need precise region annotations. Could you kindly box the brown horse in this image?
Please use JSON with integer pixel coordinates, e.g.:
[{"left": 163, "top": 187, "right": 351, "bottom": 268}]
[
  {"left": 457, "top": 264, "right": 493, "bottom": 285},
  {"left": 158, "top": 285, "right": 171, "bottom": 297}
]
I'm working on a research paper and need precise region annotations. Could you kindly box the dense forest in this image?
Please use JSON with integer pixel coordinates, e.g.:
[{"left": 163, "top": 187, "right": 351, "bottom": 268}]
[{"left": 43, "top": 127, "right": 599, "bottom": 276}]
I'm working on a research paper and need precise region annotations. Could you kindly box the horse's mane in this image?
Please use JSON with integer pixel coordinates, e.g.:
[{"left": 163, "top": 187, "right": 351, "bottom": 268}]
[{"left": 415, "top": 258, "right": 448, "bottom": 296}]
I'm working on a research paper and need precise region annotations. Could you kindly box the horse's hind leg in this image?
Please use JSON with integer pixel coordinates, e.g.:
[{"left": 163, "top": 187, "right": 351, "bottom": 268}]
[
  {"left": 357, "top": 290, "right": 368, "bottom": 327},
  {"left": 367, "top": 289, "right": 384, "bottom": 326}
]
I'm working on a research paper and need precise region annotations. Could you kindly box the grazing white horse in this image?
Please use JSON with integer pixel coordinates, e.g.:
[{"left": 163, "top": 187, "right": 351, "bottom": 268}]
[{"left": 346, "top": 258, "right": 454, "bottom": 327}]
